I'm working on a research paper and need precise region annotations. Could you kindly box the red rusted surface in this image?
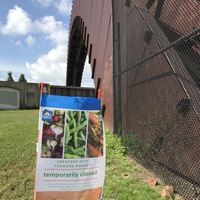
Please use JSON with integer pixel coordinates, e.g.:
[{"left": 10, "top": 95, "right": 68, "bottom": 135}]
[{"left": 67, "top": 0, "right": 113, "bottom": 130}]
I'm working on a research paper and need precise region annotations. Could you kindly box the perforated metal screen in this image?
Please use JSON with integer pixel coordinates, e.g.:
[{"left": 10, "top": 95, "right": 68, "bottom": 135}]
[{"left": 112, "top": 0, "right": 200, "bottom": 199}]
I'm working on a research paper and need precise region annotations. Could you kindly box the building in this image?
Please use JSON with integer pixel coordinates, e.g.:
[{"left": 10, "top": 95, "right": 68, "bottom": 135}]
[{"left": 66, "top": 1, "right": 200, "bottom": 199}]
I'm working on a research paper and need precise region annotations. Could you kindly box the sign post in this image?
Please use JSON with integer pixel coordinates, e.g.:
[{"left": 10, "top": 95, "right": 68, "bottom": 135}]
[{"left": 34, "top": 92, "right": 106, "bottom": 200}]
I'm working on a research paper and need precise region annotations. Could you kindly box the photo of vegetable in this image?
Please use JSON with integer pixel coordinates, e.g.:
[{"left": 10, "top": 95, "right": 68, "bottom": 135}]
[
  {"left": 41, "top": 110, "right": 65, "bottom": 158},
  {"left": 87, "top": 112, "right": 104, "bottom": 158},
  {"left": 64, "top": 110, "right": 88, "bottom": 159}
]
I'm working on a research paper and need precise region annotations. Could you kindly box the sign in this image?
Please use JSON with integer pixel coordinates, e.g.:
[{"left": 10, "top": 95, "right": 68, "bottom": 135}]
[{"left": 34, "top": 94, "right": 106, "bottom": 200}]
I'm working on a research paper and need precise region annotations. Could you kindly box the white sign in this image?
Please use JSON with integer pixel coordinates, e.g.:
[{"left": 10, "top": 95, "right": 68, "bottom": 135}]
[{"left": 34, "top": 95, "right": 105, "bottom": 200}]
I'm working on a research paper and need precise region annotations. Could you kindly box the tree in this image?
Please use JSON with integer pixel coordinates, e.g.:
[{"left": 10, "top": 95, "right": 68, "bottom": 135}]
[
  {"left": 18, "top": 74, "right": 27, "bottom": 82},
  {"left": 7, "top": 71, "right": 14, "bottom": 81}
]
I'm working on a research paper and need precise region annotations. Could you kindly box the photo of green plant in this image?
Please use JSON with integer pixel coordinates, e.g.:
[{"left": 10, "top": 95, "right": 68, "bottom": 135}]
[{"left": 64, "top": 110, "right": 88, "bottom": 159}]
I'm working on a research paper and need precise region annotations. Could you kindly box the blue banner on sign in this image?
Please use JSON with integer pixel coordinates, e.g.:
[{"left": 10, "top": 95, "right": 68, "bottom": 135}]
[{"left": 40, "top": 94, "right": 100, "bottom": 110}]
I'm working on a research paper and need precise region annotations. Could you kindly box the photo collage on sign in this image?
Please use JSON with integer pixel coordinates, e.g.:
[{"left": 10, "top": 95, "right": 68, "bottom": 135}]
[{"left": 41, "top": 109, "right": 104, "bottom": 159}]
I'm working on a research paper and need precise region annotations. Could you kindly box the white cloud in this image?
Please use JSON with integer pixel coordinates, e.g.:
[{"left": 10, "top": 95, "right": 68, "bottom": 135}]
[
  {"left": 46, "top": 28, "right": 68, "bottom": 45},
  {"left": 25, "top": 16, "right": 69, "bottom": 85},
  {"left": 15, "top": 40, "right": 22, "bottom": 46},
  {"left": 26, "top": 45, "right": 67, "bottom": 85},
  {"left": 36, "top": 0, "right": 52, "bottom": 7},
  {"left": 1, "top": 5, "right": 32, "bottom": 35},
  {"left": 37, "top": 0, "right": 72, "bottom": 15},
  {"left": 34, "top": 16, "right": 67, "bottom": 45},
  {"left": 55, "top": 0, "right": 72, "bottom": 15},
  {"left": 25, "top": 36, "right": 36, "bottom": 47},
  {"left": 0, "top": 6, "right": 67, "bottom": 42},
  {"left": 34, "top": 16, "right": 63, "bottom": 34}
]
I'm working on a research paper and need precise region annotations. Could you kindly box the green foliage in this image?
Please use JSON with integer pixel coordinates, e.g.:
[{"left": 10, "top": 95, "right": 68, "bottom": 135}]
[
  {"left": 104, "top": 130, "right": 164, "bottom": 200},
  {"left": 18, "top": 74, "right": 27, "bottom": 82},
  {"left": 121, "top": 132, "right": 142, "bottom": 158},
  {"left": 7, "top": 71, "right": 14, "bottom": 81}
]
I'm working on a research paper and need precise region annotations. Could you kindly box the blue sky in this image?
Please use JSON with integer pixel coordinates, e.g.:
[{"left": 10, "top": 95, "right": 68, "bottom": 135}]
[{"left": 0, "top": 0, "right": 94, "bottom": 87}]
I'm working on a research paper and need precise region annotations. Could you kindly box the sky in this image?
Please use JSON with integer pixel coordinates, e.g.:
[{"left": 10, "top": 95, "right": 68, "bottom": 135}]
[{"left": 0, "top": 0, "right": 94, "bottom": 87}]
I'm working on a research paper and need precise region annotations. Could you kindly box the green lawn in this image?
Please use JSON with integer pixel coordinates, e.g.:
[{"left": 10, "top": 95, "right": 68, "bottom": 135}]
[
  {"left": 0, "top": 110, "right": 38, "bottom": 200},
  {"left": 0, "top": 110, "right": 177, "bottom": 200}
]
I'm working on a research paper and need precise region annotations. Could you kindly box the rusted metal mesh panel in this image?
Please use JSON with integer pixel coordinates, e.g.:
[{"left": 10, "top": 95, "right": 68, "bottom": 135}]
[{"left": 112, "top": 0, "right": 200, "bottom": 199}]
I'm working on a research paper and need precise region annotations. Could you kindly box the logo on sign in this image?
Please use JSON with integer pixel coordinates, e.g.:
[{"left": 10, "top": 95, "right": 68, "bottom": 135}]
[{"left": 42, "top": 109, "right": 53, "bottom": 121}]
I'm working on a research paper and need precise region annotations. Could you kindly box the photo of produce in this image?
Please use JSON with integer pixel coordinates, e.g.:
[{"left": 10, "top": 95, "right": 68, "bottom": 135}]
[
  {"left": 41, "top": 109, "right": 65, "bottom": 158},
  {"left": 87, "top": 112, "right": 104, "bottom": 158},
  {"left": 64, "top": 110, "right": 88, "bottom": 159}
]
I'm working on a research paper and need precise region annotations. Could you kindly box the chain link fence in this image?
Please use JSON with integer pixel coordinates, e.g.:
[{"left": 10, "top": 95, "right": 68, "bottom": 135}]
[{"left": 112, "top": 0, "right": 200, "bottom": 199}]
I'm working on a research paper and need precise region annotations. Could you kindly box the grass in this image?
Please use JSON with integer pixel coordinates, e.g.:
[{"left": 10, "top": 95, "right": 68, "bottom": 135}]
[
  {"left": 104, "top": 131, "right": 165, "bottom": 200},
  {"left": 0, "top": 110, "right": 179, "bottom": 200},
  {"left": 0, "top": 110, "right": 38, "bottom": 200}
]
